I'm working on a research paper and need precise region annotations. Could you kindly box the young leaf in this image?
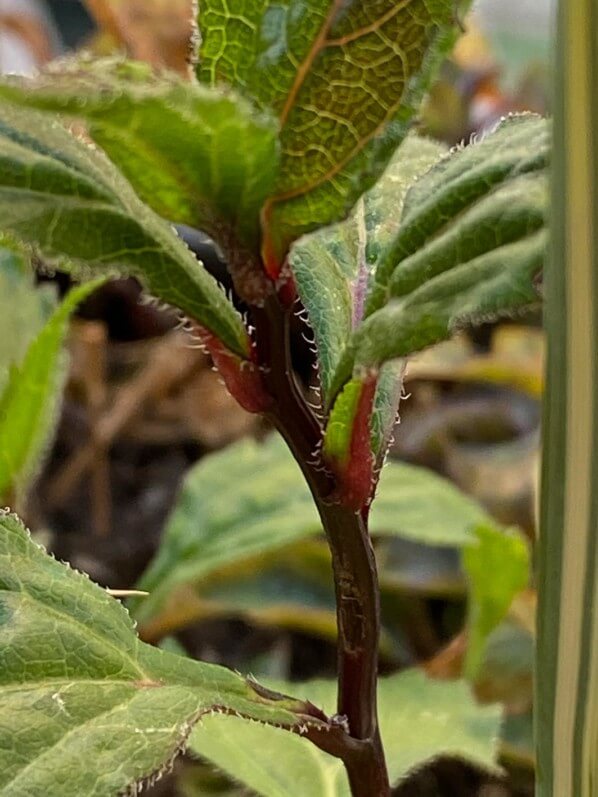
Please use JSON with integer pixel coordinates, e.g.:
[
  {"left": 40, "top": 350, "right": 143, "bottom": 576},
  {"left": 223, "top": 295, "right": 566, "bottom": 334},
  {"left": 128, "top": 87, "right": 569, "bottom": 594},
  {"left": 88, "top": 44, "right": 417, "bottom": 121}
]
[
  {"left": 0, "top": 58, "right": 279, "bottom": 260},
  {"left": 189, "top": 670, "right": 501, "bottom": 796},
  {"left": 0, "top": 511, "right": 329, "bottom": 797},
  {"left": 198, "top": 0, "right": 470, "bottom": 271},
  {"left": 132, "top": 434, "right": 496, "bottom": 636},
  {"left": 329, "top": 116, "right": 548, "bottom": 398},
  {"left": 322, "top": 374, "right": 377, "bottom": 509},
  {"left": 368, "top": 115, "right": 550, "bottom": 313},
  {"left": 0, "top": 277, "right": 104, "bottom": 501},
  {"left": 463, "top": 525, "right": 530, "bottom": 679},
  {"left": 0, "top": 102, "right": 250, "bottom": 357},
  {"left": 290, "top": 134, "right": 446, "bottom": 402}
]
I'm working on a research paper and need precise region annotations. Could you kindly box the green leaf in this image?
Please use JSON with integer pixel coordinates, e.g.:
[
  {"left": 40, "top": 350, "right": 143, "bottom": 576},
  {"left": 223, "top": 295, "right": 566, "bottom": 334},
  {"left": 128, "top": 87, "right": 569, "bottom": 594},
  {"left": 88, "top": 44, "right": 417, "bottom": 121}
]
[
  {"left": 329, "top": 116, "right": 548, "bottom": 398},
  {"left": 322, "top": 377, "right": 364, "bottom": 468},
  {"left": 0, "top": 511, "right": 329, "bottom": 797},
  {"left": 0, "top": 101, "right": 250, "bottom": 357},
  {"left": 0, "top": 276, "right": 103, "bottom": 501},
  {"left": 198, "top": 0, "right": 469, "bottom": 267},
  {"left": 0, "top": 57, "right": 279, "bottom": 257},
  {"left": 368, "top": 115, "right": 550, "bottom": 313},
  {"left": 0, "top": 238, "right": 56, "bottom": 395},
  {"left": 463, "top": 525, "right": 530, "bottom": 679},
  {"left": 290, "top": 134, "right": 446, "bottom": 402},
  {"left": 189, "top": 670, "right": 501, "bottom": 796},
  {"left": 132, "top": 434, "right": 495, "bottom": 635}
]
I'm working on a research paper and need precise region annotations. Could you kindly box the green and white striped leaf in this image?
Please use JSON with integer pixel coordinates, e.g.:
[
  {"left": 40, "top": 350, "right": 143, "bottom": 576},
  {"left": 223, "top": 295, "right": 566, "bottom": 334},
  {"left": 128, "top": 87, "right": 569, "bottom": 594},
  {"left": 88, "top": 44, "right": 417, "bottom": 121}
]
[
  {"left": 0, "top": 101, "right": 249, "bottom": 357},
  {"left": 328, "top": 116, "right": 548, "bottom": 400},
  {"left": 189, "top": 670, "right": 501, "bottom": 797},
  {"left": 197, "top": 0, "right": 469, "bottom": 269},
  {"left": 0, "top": 511, "right": 328, "bottom": 797},
  {"left": 0, "top": 57, "right": 279, "bottom": 258},
  {"left": 537, "top": 3, "right": 598, "bottom": 795},
  {"left": 0, "top": 276, "right": 104, "bottom": 501}
]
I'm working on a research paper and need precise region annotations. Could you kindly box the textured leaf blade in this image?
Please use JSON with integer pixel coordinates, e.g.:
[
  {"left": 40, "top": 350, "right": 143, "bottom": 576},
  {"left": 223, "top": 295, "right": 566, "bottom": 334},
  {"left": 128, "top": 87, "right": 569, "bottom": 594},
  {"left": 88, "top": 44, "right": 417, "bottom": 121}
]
[
  {"left": 332, "top": 228, "right": 546, "bottom": 395},
  {"left": 0, "top": 58, "right": 280, "bottom": 259},
  {"left": 328, "top": 118, "right": 548, "bottom": 398},
  {"left": 189, "top": 670, "right": 501, "bottom": 796},
  {"left": 198, "top": 0, "right": 469, "bottom": 268},
  {"left": 0, "top": 512, "right": 328, "bottom": 797},
  {"left": 290, "top": 134, "right": 446, "bottom": 402},
  {"left": 0, "top": 278, "right": 103, "bottom": 501},
  {"left": 367, "top": 114, "right": 550, "bottom": 314},
  {"left": 0, "top": 101, "right": 249, "bottom": 357},
  {"left": 132, "top": 435, "right": 496, "bottom": 634}
]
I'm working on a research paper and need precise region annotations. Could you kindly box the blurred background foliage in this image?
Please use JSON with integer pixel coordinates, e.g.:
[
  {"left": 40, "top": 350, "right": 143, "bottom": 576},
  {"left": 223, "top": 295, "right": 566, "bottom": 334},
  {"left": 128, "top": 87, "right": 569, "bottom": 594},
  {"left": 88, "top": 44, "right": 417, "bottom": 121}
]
[{"left": 0, "top": 1, "right": 552, "bottom": 795}]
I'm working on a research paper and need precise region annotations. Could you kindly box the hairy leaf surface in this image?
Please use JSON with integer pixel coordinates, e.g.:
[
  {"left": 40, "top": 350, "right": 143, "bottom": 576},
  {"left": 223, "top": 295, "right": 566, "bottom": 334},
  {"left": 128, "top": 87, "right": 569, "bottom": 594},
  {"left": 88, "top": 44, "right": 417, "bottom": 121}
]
[
  {"left": 198, "top": 0, "right": 469, "bottom": 268},
  {"left": 329, "top": 116, "right": 548, "bottom": 398},
  {"left": 0, "top": 512, "right": 328, "bottom": 797},
  {"left": 290, "top": 134, "right": 446, "bottom": 402},
  {"left": 0, "top": 277, "right": 103, "bottom": 501},
  {"left": 0, "top": 58, "right": 279, "bottom": 257},
  {"left": 0, "top": 102, "right": 249, "bottom": 356},
  {"left": 189, "top": 670, "right": 501, "bottom": 796}
]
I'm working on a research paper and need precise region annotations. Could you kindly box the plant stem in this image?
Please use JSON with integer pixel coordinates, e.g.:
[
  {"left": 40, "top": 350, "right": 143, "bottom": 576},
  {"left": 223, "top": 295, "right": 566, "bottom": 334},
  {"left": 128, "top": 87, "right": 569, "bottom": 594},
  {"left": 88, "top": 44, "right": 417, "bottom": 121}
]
[{"left": 252, "top": 295, "right": 390, "bottom": 797}]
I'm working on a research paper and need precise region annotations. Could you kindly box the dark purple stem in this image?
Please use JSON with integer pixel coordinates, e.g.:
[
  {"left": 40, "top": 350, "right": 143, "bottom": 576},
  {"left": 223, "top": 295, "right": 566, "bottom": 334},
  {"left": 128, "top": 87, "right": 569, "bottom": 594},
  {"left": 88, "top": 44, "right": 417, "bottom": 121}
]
[{"left": 251, "top": 294, "right": 390, "bottom": 797}]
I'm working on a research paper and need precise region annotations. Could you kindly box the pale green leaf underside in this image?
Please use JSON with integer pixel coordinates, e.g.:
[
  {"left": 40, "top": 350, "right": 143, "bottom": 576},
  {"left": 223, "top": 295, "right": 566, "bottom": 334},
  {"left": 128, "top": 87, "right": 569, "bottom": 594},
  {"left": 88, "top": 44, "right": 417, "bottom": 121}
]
[
  {"left": 0, "top": 239, "right": 56, "bottom": 395},
  {"left": 198, "top": 0, "right": 468, "bottom": 262},
  {"left": 190, "top": 670, "right": 501, "bottom": 797},
  {"left": 0, "top": 101, "right": 249, "bottom": 357},
  {"left": 0, "top": 58, "right": 280, "bottom": 257},
  {"left": 0, "top": 512, "right": 328, "bottom": 797},
  {"left": 290, "top": 133, "right": 446, "bottom": 402},
  {"left": 132, "top": 434, "right": 495, "bottom": 627},
  {"left": 0, "top": 277, "right": 103, "bottom": 500},
  {"left": 329, "top": 116, "right": 548, "bottom": 397}
]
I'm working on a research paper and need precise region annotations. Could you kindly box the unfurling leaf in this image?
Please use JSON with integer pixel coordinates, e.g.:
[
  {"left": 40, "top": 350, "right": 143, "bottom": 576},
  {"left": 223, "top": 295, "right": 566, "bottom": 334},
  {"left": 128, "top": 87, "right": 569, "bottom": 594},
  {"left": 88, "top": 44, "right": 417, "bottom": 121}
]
[
  {"left": 0, "top": 101, "right": 250, "bottom": 357},
  {"left": 322, "top": 374, "right": 377, "bottom": 510},
  {"left": 290, "top": 134, "right": 446, "bottom": 403},
  {"left": 0, "top": 511, "right": 329, "bottom": 797},
  {"left": 198, "top": 0, "right": 470, "bottom": 272},
  {"left": 291, "top": 135, "right": 446, "bottom": 488}
]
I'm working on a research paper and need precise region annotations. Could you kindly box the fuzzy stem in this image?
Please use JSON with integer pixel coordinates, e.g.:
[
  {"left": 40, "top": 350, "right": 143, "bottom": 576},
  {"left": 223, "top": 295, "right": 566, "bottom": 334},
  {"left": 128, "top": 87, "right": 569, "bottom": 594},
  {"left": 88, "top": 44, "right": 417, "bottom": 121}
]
[{"left": 251, "top": 295, "right": 390, "bottom": 797}]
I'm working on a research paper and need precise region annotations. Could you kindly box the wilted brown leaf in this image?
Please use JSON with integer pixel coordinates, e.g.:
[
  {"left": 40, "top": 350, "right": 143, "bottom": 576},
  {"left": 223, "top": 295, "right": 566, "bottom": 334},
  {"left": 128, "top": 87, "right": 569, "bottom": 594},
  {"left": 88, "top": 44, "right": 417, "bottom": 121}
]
[
  {"left": 0, "top": 12, "right": 53, "bottom": 67},
  {"left": 84, "top": 0, "right": 194, "bottom": 75}
]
